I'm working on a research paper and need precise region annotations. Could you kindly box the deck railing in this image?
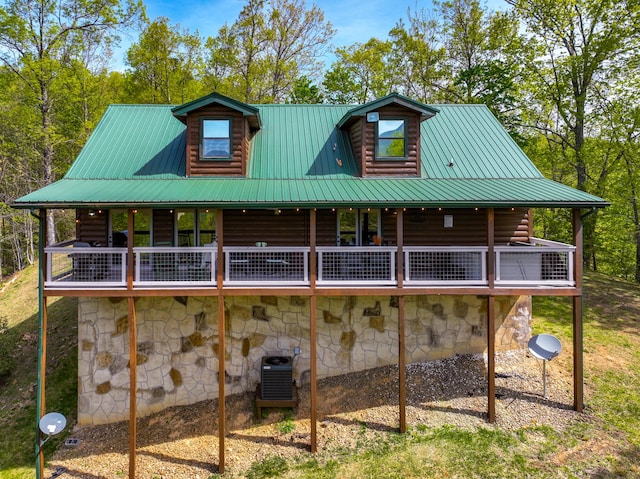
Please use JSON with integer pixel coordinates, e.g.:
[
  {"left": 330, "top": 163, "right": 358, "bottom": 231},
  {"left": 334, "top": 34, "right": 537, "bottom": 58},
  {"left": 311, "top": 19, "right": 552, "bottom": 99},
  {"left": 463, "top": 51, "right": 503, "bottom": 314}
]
[
  {"left": 44, "top": 239, "right": 576, "bottom": 289},
  {"left": 134, "top": 247, "right": 217, "bottom": 287},
  {"left": 404, "top": 247, "right": 488, "bottom": 286},
  {"left": 316, "top": 247, "right": 396, "bottom": 286},
  {"left": 495, "top": 238, "right": 575, "bottom": 286},
  {"left": 224, "top": 247, "right": 309, "bottom": 286},
  {"left": 46, "top": 243, "right": 127, "bottom": 288}
]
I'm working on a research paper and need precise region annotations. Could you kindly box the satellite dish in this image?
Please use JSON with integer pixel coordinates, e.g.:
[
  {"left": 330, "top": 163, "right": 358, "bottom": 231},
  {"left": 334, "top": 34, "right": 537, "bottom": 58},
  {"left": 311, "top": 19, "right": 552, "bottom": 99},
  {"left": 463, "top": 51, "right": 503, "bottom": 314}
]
[
  {"left": 37, "top": 412, "right": 67, "bottom": 453},
  {"left": 528, "top": 334, "right": 562, "bottom": 399},
  {"left": 39, "top": 412, "right": 67, "bottom": 436},
  {"left": 528, "top": 334, "right": 562, "bottom": 361}
]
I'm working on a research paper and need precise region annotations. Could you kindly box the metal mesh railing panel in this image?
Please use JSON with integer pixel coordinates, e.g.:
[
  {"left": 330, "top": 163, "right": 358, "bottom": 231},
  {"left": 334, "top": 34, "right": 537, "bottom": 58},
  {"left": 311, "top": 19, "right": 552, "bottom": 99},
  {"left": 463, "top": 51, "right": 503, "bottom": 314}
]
[
  {"left": 407, "top": 250, "right": 483, "bottom": 282},
  {"left": 499, "top": 251, "right": 570, "bottom": 282},
  {"left": 48, "top": 248, "right": 126, "bottom": 284},
  {"left": 136, "top": 249, "right": 215, "bottom": 283},
  {"left": 226, "top": 250, "right": 307, "bottom": 282},
  {"left": 319, "top": 250, "right": 392, "bottom": 282}
]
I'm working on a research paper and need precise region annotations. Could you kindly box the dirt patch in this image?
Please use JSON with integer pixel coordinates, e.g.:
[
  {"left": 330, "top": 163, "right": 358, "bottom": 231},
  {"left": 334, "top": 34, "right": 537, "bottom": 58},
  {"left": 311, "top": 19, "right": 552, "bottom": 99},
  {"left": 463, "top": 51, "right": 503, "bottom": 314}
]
[{"left": 46, "top": 349, "right": 591, "bottom": 478}]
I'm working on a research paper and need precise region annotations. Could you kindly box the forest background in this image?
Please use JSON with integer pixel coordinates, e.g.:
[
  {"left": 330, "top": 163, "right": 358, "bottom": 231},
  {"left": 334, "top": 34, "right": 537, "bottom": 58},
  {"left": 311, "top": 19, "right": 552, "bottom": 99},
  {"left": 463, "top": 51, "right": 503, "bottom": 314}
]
[{"left": 0, "top": 0, "right": 639, "bottom": 282}]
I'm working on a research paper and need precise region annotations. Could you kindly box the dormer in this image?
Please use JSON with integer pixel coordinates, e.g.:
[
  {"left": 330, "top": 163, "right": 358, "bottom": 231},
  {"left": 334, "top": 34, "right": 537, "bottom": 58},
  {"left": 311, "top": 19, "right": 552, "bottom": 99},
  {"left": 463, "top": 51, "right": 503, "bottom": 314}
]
[
  {"left": 337, "top": 94, "right": 439, "bottom": 177},
  {"left": 172, "top": 93, "right": 261, "bottom": 177}
]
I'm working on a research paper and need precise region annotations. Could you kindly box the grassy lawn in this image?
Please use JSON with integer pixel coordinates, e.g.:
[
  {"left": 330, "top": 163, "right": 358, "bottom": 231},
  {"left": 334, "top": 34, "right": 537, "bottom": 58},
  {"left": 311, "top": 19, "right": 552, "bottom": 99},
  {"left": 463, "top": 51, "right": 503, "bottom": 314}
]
[
  {"left": 1, "top": 268, "right": 639, "bottom": 478},
  {"left": 242, "top": 272, "right": 640, "bottom": 479},
  {"left": 0, "top": 266, "right": 77, "bottom": 479}
]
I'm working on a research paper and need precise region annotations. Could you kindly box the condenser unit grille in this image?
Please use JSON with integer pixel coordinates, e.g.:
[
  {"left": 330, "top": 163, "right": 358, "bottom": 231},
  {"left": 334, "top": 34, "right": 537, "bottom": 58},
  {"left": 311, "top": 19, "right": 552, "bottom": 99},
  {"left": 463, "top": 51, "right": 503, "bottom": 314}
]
[{"left": 261, "top": 356, "right": 293, "bottom": 400}]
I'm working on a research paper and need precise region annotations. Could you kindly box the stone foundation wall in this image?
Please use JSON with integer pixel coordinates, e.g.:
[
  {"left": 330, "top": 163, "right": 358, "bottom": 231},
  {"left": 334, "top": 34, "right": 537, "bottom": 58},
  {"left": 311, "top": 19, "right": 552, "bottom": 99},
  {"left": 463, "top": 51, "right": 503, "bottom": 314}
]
[{"left": 77, "top": 294, "right": 531, "bottom": 425}]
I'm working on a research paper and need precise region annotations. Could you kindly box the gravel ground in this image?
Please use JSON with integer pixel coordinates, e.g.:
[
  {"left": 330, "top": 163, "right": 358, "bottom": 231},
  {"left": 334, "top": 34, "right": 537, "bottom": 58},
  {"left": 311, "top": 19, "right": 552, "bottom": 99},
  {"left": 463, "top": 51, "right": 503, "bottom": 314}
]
[{"left": 46, "top": 349, "right": 585, "bottom": 478}]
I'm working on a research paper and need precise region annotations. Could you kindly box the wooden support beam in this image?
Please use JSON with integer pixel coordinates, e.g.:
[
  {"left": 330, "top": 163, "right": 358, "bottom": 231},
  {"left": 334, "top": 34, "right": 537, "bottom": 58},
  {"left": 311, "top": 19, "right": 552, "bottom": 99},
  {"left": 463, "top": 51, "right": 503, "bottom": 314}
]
[
  {"left": 218, "top": 292, "right": 226, "bottom": 473},
  {"left": 309, "top": 209, "right": 317, "bottom": 453},
  {"left": 36, "top": 297, "right": 48, "bottom": 479},
  {"left": 396, "top": 209, "right": 407, "bottom": 433},
  {"left": 487, "top": 295, "right": 496, "bottom": 423},
  {"left": 36, "top": 209, "right": 47, "bottom": 479},
  {"left": 487, "top": 209, "right": 495, "bottom": 290},
  {"left": 310, "top": 209, "right": 317, "bottom": 289},
  {"left": 396, "top": 209, "right": 404, "bottom": 287},
  {"left": 573, "top": 296, "right": 584, "bottom": 412},
  {"left": 398, "top": 296, "right": 406, "bottom": 433},
  {"left": 217, "top": 210, "right": 224, "bottom": 289},
  {"left": 573, "top": 209, "right": 584, "bottom": 412},
  {"left": 310, "top": 295, "right": 318, "bottom": 453},
  {"left": 487, "top": 209, "right": 496, "bottom": 423},
  {"left": 215, "top": 208, "right": 226, "bottom": 472},
  {"left": 127, "top": 296, "right": 137, "bottom": 478},
  {"left": 127, "top": 210, "right": 134, "bottom": 290}
]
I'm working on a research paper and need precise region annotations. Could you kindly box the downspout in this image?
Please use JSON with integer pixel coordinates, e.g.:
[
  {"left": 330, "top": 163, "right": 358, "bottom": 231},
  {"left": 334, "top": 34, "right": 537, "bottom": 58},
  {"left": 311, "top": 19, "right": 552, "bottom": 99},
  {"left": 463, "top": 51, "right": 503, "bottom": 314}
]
[
  {"left": 30, "top": 209, "right": 45, "bottom": 479},
  {"left": 580, "top": 206, "right": 598, "bottom": 221}
]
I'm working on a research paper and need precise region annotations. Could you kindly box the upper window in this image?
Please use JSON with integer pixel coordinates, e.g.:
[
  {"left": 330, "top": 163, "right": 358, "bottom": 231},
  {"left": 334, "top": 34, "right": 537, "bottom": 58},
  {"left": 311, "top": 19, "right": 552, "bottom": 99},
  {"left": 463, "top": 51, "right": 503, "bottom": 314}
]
[
  {"left": 201, "top": 119, "right": 231, "bottom": 159},
  {"left": 376, "top": 119, "right": 407, "bottom": 160}
]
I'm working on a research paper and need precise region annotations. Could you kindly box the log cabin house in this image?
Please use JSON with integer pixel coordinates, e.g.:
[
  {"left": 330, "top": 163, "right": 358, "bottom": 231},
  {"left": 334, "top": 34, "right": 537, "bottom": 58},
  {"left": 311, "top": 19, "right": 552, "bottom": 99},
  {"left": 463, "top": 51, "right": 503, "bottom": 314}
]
[{"left": 13, "top": 92, "right": 607, "bottom": 475}]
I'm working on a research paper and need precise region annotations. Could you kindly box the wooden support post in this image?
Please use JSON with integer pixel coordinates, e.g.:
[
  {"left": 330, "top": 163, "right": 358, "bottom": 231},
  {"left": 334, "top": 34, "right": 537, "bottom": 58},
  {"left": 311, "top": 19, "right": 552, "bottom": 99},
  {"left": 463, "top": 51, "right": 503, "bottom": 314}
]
[
  {"left": 310, "top": 209, "right": 317, "bottom": 289},
  {"left": 573, "top": 296, "right": 584, "bottom": 412},
  {"left": 309, "top": 209, "right": 317, "bottom": 452},
  {"left": 398, "top": 296, "right": 406, "bottom": 433},
  {"left": 396, "top": 208, "right": 406, "bottom": 432},
  {"left": 573, "top": 209, "right": 584, "bottom": 412},
  {"left": 36, "top": 208, "right": 47, "bottom": 479},
  {"left": 310, "top": 295, "right": 317, "bottom": 453},
  {"left": 36, "top": 297, "right": 48, "bottom": 479},
  {"left": 127, "top": 296, "right": 137, "bottom": 478},
  {"left": 218, "top": 293, "right": 226, "bottom": 473},
  {"left": 126, "top": 210, "right": 137, "bottom": 478},
  {"left": 216, "top": 210, "right": 224, "bottom": 288},
  {"left": 215, "top": 208, "right": 226, "bottom": 472},
  {"left": 487, "top": 209, "right": 496, "bottom": 423},
  {"left": 127, "top": 210, "right": 134, "bottom": 290},
  {"left": 396, "top": 209, "right": 404, "bottom": 287},
  {"left": 487, "top": 296, "right": 496, "bottom": 423}
]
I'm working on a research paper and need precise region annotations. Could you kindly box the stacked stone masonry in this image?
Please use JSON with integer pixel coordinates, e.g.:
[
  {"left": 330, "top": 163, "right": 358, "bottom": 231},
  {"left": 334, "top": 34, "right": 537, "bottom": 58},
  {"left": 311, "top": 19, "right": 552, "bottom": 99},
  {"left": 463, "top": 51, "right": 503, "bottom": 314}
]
[{"left": 77, "top": 294, "right": 532, "bottom": 425}]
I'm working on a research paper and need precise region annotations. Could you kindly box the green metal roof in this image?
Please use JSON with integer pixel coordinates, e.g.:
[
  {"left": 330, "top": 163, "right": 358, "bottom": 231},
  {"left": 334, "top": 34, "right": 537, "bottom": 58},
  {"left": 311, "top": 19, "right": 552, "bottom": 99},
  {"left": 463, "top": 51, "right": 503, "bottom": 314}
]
[
  {"left": 13, "top": 98, "right": 608, "bottom": 209},
  {"left": 14, "top": 177, "right": 606, "bottom": 209}
]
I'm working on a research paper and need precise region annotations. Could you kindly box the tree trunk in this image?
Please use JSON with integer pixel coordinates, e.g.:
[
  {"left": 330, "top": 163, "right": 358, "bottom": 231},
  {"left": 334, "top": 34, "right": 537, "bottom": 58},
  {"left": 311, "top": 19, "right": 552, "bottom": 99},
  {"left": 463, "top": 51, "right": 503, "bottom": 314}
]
[{"left": 40, "top": 81, "right": 56, "bottom": 246}]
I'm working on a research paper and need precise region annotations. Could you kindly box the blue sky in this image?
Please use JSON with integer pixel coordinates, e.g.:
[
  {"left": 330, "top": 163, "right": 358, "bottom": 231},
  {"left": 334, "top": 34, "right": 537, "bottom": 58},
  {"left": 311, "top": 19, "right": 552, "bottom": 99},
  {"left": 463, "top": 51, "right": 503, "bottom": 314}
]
[
  {"left": 115, "top": 0, "right": 506, "bottom": 69},
  {"left": 140, "top": 0, "right": 426, "bottom": 46}
]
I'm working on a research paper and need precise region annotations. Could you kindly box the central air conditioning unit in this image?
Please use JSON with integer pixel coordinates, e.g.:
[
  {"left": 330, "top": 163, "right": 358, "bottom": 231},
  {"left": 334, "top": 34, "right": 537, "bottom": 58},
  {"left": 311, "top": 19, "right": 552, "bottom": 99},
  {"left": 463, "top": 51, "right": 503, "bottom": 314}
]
[{"left": 260, "top": 356, "right": 293, "bottom": 400}]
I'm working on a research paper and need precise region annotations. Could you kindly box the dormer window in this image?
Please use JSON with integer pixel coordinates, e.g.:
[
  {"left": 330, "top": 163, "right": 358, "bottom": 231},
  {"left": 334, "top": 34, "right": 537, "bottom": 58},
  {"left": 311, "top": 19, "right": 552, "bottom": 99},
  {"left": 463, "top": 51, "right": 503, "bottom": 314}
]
[
  {"left": 201, "top": 118, "right": 231, "bottom": 159},
  {"left": 376, "top": 118, "right": 407, "bottom": 160}
]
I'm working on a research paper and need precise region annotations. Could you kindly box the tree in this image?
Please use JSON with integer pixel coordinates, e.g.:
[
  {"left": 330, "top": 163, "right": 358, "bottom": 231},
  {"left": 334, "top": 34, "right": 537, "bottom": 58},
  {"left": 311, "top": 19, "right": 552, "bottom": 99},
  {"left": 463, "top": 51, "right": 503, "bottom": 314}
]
[
  {"left": 125, "top": 17, "right": 205, "bottom": 104},
  {"left": 322, "top": 38, "right": 393, "bottom": 104},
  {"left": 288, "top": 75, "right": 323, "bottom": 103},
  {"left": 439, "top": 0, "right": 522, "bottom": 130},
  {"left": 265, "top": 0, "right": 334, "bottom": 102},
  {"left": 508, "top": 0, "right": 640, "bottom": 267},
  {"left": 387, "top": 8, "right": 448, "bottom": 103},
  {"left": 204, "top": 0, "right": 334, "bottom": 103},
  {"left": 0, "top": 0, "right": 143, "bottom": 245}
]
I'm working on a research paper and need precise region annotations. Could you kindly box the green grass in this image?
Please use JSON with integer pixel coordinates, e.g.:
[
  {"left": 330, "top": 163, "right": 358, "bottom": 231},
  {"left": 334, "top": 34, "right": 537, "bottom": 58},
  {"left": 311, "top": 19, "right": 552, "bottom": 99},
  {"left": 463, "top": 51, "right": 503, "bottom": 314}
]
[
  {"left": 0, "top": 265, "right": 78, "bottom": 479},
  {"left": 275, "top": 409, "right": 296, "bottom": 434},
  {"left": 2, "top": 268, "right": 640, "bottom": 478}
]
